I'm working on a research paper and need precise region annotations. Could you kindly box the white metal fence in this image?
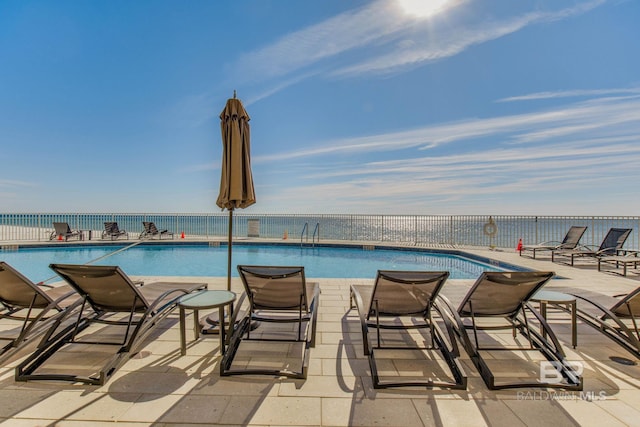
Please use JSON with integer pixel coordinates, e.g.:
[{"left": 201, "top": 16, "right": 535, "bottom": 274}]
[{"left": 1, "top": 213, "right": 639, "bottom": 251}]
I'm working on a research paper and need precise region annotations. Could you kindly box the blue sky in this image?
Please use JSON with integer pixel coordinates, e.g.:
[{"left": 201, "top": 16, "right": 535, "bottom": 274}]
[{"left": 2, "top": 0, "right": 639, "bottom": 215}]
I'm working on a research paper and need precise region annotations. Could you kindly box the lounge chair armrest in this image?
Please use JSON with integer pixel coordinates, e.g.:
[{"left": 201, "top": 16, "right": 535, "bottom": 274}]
[
  {"left": 433, "top": 297, "right": 462, "bottom": 357},
  {"left": 349, "top": 285, "right": 373, "bottom": 356},
  {"left": 568, "top": 292, "right": 640, "bottom": 349},
  {"left": 228, "top": 292, "right": 248, "bottom": 330},
  {"left": 578, "top": 244, "right": 598, "bottom": 251},
  {"left": 595, "top": 246, "right": 622, "bottom": 256},
  {"left": 435, "top": 294, "right": 474, "bottom": 355},
  {"left": 523, "top": 302, "right": 566, "bottom": 357},
  {"left": 538, "top": 240, "right": 562, "bottom": 246}
]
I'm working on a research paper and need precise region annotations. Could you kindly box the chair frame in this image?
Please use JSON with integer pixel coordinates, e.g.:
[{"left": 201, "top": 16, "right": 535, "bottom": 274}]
[
  {"left": 16, "top": 264, "right": 206, "bottom": 385},
  {"left": 139, "top": 221, "right": 175, "bottom": 240},
  {"left": 350, "top": 270, "right": 467, "bottom": 389},
  {"left": 552, "top": 228, "right": 632, "bottom": 266},
  {"left": 565, "top": 288, "right": 640, "bottom": 360},
  {"left": 49, "top": 222, "right": 83, "bottom": 241},
  {"left": 443, "top": 271, "right": 582, "bottom": 390},
  {"left": 220, "top": 265, "right": 319, "bottom": 379},
  {"left": 519, "top": 226, "right": 587, "bottom": 259},
  {"left": 102, "top": 222, "right": 129, "bottom": 240},
  {"left": 0, "top": 262, "right": 80, "bottom": 365}
]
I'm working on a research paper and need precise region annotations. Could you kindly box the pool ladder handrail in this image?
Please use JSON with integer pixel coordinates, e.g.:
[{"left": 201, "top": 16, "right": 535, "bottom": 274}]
[
  {"left": 301, "top": 222, "right": 309, "bottom": 246},
  {"left": 312, "top": 222, "right": 320, "bottom": 246},
  {"left": 300, "top": 222, "right": 320, "bottom": 247}
]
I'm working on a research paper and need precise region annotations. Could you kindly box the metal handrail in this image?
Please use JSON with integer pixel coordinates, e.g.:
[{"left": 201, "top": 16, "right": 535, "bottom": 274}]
[
  {"left": 312, "top": 222, "right": 320, "bottom": 247},
  {"left": 2, "top": 213, "right": 639, "bottom": 251},
  {"left": 300, "top": 222, "right": 309, "bottom": 246}
]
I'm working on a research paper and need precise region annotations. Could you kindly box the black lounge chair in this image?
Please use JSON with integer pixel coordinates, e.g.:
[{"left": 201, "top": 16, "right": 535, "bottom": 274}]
[
  {"left": 0, "top": 262, "right": 80, "bottom": 365},
  {"left": 350, "top": 271, "right": 466, "bottom": 389},
  {"left": 552, "top": 228, "right": 632, "bottom": 266},
  {"left": 519, "top": 226, "right": 587, "bottom": 259},
  {"left": 443, "top": 271, "right": 582, "bottom": 390},
  {"left": 220, "top": 265, "right": 320, "bottom": 379},
  {"left": 140, "top": 221, "right": 174, "bottom": 239},
  {"left": 16, "top": 264, "right": 206, "bottom": 385},
  {"left": 49, "top": 222, "right": 83, "bottom": 241},
  {"left": 102, "top": 222, "right": 128, "bottom": 240},
  {"left": 568, "top": 287, "right": 640, "bottom": 359}
]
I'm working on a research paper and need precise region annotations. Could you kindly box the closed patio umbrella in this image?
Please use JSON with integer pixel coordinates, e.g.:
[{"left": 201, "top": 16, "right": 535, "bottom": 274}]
[{"left": 217, "top": 92, "right": 255, "bottom": 291}]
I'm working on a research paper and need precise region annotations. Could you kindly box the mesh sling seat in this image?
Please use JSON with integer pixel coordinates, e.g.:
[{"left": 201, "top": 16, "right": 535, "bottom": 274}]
[
  {"left": 552, "top": 228, "right": 632, "bottom": 266},
  {"left": 567, "top": 287, "right": 640, "bottom": 360},
  {"left": 49, "top": 222, "right": 83, "bottom": 241},
  {"left": 102, "top": 222, "right": 128, "bottom": 240},
  {"left": 350, "top": 271, "right": 467, "bottom": 389},
  {"left": 519, "top": 226, "right": 587, "bottom": 259},
  {"left": 0, "top": 262, "right": 80, "bottom": 365},
  {"left": 16, "top": 264, "right": 206, "bottom": 385},
  {"left": 442, "top": 271, "right": 582, "bottom": 390},
  {"left": 220, "top": 265, "right": 320, "bottom": 379},
  {"left": 139, "top": 221, "right": 174, "bottom": 239}
]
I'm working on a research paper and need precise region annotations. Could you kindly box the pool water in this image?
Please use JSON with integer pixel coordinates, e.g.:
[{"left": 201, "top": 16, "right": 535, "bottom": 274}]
[{"left": 1, "top": 244, "right": 507, "bottom": 283}]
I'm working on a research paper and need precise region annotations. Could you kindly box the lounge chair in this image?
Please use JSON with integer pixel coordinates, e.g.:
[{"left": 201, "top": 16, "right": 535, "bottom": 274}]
[
  {"left": 16, "top": 264, "right": 206, "bottom": 385},
  {"left": 139, "top": 221, "right": 174, "bottom": 239},
  {"left": 49, "top": 222, "right": 83, "bottom": 241},
  {"left": 552, "top": 228, "right": 632, "bottom": 266},
  {"left": 519, "top": 226, "right": 587, "bottom": 259},
  {"left": 101, "top": 222, "right": 128, "bottom": 240},
  {"left": 567, "top": 287, "right": 640, "bottom": 359},
  {"left": 0, "top": 262, "right": 80, "bottom": 365},
  {"left": 350, "top": 270, "right": 466, "bottom": 389},
  {"left": 443, "top": 271, "right": 582, "bottom": 390},
  {"left": 597, "top": 252, "right": 640, "bottom": 276},
  {"left": 220, "top": 265, "right": 320, "bottom": 379}
]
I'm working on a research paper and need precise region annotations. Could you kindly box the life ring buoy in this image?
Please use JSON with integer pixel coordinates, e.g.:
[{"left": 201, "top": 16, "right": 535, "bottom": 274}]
[{"left": 483, "top": 219, "right": 498, "bottom": 237}]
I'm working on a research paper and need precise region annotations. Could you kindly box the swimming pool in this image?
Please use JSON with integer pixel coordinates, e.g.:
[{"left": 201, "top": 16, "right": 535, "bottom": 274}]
[{"left": 0, "top": 243, "right": 517, "bottom": 283}]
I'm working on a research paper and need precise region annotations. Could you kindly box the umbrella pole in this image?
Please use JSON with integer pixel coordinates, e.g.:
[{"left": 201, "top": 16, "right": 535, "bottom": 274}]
[{"left": 227, "top": 208, "right": 233, "bottom": 291}]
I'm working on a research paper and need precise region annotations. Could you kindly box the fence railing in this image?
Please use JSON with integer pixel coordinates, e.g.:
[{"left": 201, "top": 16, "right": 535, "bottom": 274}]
[{"left": 1, "top": 213, "right": 639, "bottom": 251}]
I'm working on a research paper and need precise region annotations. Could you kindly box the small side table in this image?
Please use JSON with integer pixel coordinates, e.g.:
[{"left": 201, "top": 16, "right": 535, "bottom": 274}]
[
  {"left": 178, "top": 290, "right": 236, "bottom": 356},
  {"left": 531, "top": 290, "right": 577, "bottom": 348}
]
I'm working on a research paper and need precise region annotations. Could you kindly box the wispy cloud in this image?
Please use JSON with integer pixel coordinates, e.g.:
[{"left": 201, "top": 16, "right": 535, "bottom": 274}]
[
  {"left": 0, "top": 179, "right": 34, "bottom": 188},
  {"left": 233, "top": 0, "right": 412, "bottom": 82},
  {"left": 332, "top": 0, "right": 608, "bottom": 77},
  {"left": 253, "top": 88, "right": 640, "bottom": 214},
  {"left": 498, "top": 87, "right": 640, "bottom": 102},
  {"left": 231, "top": 0, "right": 608, "bottom": 88},
  {"left": 253, "top": 95, "right": 640, "bottom": 162}
]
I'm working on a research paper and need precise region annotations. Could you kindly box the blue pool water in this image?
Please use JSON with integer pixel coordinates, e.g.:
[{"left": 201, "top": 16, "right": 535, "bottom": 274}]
[{"left": 0, "top": 243, "right": 511, "bottom": 283}]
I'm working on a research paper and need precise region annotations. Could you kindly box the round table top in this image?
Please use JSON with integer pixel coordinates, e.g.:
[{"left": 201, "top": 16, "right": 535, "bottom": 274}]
[
  {"left": 531, "top": 290, "right": 575, "bottom": 303},
  {"left": 178, "top": 290, "right": 236, "bottom": 309}
]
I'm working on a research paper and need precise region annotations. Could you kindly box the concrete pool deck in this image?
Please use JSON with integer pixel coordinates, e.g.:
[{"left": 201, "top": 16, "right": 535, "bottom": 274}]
[{"left": 1, "top": 242, "right": 640, "bottom": 426}]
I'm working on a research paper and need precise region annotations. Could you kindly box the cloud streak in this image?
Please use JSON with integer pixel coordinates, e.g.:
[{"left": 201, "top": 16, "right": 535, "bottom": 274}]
[
  {"left": 231, "top": 0, "right": 608, "bottom": 87},
  {"left": 253, "top": 94, "right": 640, "bottom": 162}
]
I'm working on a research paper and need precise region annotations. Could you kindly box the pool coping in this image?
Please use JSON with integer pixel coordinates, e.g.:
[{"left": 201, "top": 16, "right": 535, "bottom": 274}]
[{"left": 2, "top": 239, "right": 531, "bottom": 273}]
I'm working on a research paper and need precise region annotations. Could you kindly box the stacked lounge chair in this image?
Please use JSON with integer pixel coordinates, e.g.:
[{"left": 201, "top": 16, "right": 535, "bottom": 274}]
[
  {"left": 552, "top": 228, "right": 632, "bottom": 266},
  {"left": 519, "top": 226, "right": 587, "bottom": 259},
  {"left": 350, "top": 270, "right": 466, "bottom": 389},
  {"left": 221, "top": 265, "right": 319, "bottom": 379},
  {"left": 16, "top": 264, "right": 206, "bottom": 385},
  {"left": 441, "top": 271, "right": 582, "bottom": 390},
  {"left": 140, "top": 221, "right": 174, "bottom": 239},
  {"left": 0, "top": 262, "right": 80, "bottom": 365}
]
